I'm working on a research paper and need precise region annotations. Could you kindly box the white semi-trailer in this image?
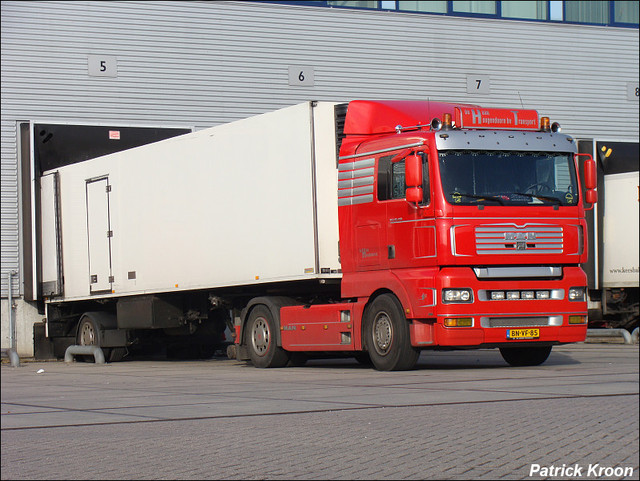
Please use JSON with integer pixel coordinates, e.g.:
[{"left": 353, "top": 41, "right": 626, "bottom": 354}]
[{"left": 40, "top": 101, "right": 342, "bottom": 361}]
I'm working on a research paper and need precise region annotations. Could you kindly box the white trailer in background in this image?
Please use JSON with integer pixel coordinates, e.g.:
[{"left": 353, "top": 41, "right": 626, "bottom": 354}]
[{"left": 584, "top": 141, "right": 639, "bottom": 332}]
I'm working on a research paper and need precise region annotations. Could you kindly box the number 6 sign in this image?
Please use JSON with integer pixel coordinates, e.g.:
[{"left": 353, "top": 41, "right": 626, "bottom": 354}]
[{"left": 289, "top": 66, "right": 314, "bottom": 86}]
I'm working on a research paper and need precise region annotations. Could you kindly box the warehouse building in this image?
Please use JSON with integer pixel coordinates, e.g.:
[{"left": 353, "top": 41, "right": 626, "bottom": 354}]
[{"left": 1, "top": 0, "right": 638, "bottom": 357}]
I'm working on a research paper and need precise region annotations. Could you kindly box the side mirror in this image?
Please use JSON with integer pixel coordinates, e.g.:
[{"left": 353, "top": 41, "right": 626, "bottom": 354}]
[
  {"left": 405, "top": 153, "right": 423, "bottom": 205},
  {"left": 406, "top": 153, "right": 423, "bottom": 188},
  {"left": 406, "top": 187, "right": 423, "bottom": 203},
  {"left": 584, "top": 157, "right": 597, "bottom": 190},
  {"left": 577, "top": 154, "right": 598, "bottom": 210}
]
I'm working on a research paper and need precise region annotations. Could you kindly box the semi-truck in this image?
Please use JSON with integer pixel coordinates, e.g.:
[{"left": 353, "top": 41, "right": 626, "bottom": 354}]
[{"left": 38, "top": 99, "right": 598, "bottom": 370}]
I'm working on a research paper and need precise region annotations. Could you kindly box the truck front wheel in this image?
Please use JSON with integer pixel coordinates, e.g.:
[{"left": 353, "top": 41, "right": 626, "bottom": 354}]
[
  {"left": 246, "top": 306, "right": 290, "bottom": 368},
  {"left": 499, "top": 346, "right": 552, "bottom": 366},
  {"left": 363, "top": 294, "right": 420, "bottom": 371}
]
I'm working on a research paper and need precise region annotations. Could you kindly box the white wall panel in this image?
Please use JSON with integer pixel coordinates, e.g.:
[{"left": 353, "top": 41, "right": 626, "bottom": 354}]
[{"left": 1, "top": 0, "right": 638, "bottom": 298}]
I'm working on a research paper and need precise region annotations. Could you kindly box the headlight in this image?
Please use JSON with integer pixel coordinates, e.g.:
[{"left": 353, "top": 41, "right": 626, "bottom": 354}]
[
  {"left": 442, "top": 288, "right": 474, "bottom": 303},
  {"left": 568, "top": 287, "right": 586, "bottom": 302}
]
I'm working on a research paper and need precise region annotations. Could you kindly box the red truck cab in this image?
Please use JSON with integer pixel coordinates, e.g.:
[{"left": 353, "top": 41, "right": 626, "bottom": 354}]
[{"left": 335, "top": 100, "right": 595, "bottom": 369}]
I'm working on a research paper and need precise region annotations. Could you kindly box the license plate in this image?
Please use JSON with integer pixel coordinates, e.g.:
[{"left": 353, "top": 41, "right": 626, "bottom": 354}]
[{"left": 507, "top": 328, "right": 540, "bottom": 339}]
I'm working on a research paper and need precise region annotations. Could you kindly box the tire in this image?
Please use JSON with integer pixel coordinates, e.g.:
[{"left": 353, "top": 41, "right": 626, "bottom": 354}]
[
  {"left": 246, "top": 305, "right": 290, "bottom": 368},
  {"left": 76, "top": 314, "right": 104, "bottom": 363},
  {"left": 363, "top": 294, "right": 420, "bottom": 371},
  {"left": 76, "top": 313, "right": 124, "bottom": 363},
  {"left": 499, "top": 346, "right": 552, "bottom": 366}
]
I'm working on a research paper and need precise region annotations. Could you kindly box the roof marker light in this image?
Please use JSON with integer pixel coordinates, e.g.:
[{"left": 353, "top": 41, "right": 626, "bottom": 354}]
[
  {"left": 540, "top": 117, "right": 551, "bottom": 132},
  {"left": 442, "top": 113, "right": 453, "bottom": 131}
]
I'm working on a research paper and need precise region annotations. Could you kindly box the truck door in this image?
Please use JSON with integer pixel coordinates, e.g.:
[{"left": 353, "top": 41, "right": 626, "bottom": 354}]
[
  {"left": 86, "top": 177, "right": 113, "bottom": 293},
  {"left": 381, "top": 151, "right": 436, "bottom": 269}
]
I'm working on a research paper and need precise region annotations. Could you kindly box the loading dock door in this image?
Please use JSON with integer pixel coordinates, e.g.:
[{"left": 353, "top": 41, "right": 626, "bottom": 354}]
[
  {"left": 86, "top": 177, "right": 113, "bottom": 293},
  {"left": 23, "top": 122, "right": 191, "bottom": 301}
]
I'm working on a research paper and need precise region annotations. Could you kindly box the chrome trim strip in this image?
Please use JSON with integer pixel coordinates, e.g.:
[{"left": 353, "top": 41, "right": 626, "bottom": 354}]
[
  {"left": 338, "top": 157, "right": 375, "bottom": 171},
  {"left": 450, "top": 225, "right": 472, "bottom": 257},
  {"left": 479, "top": 315, "right": 563, "bottom": 328},
  {"left": 389, "top": 218, "right": 432, "bottom": 225},
  {"left": 338, "top": 167, "right": 375, "bottom": 180},
  {"left": 478, "top": 249, "right": 563, "bottom": 254},
  {"left": 338, "top": 194, "right": 374, "bottom": 206},
  {"left": 476, "top": 226, "right": 563, "bottom": 232},
  {"left": 478, "top": 289, "right": 564, "bottom": 301},
  {"left": 338, "top": 176, "right": 374, "bottom": 189},
  {"left": 418, "top": 288, "right": 437, "bottom": 307},
  {"left": 474, "top": 267, "right": 562, "bottom": 278},
  {"left": 475, "top": 223, "right": 563, "bottom": 255},
  {"left": 338, "top": 185, "right": 374, "bottom": 198}
]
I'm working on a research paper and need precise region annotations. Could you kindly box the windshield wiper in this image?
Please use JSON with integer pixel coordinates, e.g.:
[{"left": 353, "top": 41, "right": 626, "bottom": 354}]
[
  {"left": 451, "top": 193, "right": 506, "bottom": 205},
  {"left": 513, "top": 192, "right": 562, "bottom": 205}
]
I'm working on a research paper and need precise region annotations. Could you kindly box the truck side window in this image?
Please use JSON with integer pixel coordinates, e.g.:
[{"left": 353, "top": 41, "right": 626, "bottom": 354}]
[
  {"left": 377, "top": 155, "right": 394, "bottom": 201},
  {"left": 391, "top": 160, "right": 407, "bottom": 199},
  {"left": 377, "top": 153, "right": 430, "bottom": 204}
]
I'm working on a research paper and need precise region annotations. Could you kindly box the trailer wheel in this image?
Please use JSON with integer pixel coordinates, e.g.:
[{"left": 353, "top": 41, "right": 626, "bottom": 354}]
[
  {"left": 363, "top": 294, "right": 419, "bottom": 371},
  {"left": 76, "top": 313, "right": 123, "bottom": 363},
  {"left": 76, "top": 314, "right": 105, "bottom": 363},
  {"left": 499, "top": 346, "right": 552, "bottom": 366},
  {"left": 246, "top": 305, "right": 290, "bottom": 368}
]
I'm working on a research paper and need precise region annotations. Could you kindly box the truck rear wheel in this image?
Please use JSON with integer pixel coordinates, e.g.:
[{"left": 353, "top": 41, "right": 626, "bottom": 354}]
[
  {"left": 246, "top": 305, "right": 290, "bottom": 368},
  {"left": 363, "top": 294, "right": 420, "bottom": 371},
  {"left": 499, "top": 346, "right": 552, "bottom": 366}
]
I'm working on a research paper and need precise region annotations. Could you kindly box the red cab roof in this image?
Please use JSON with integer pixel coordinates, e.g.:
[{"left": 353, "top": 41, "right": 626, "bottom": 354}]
[{"left": 343, "top": 99, "right": 480, "bottom": 135}]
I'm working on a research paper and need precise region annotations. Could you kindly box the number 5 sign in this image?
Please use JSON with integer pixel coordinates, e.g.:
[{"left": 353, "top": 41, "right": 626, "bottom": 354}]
[
  {"left": 289, "top": 66, "right": 314, "bottom": 86},
  {"left": 88, "top": 55, "right": 118, "bottom": 77}
]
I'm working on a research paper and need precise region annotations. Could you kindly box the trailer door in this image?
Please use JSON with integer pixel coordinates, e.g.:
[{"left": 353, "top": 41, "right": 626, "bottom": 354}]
[
  {"left": 40, "top": 172, "right": 63, "bottom": 296},
  {"left": 86, "top": 177, "right": 113, "bottom": 293}
]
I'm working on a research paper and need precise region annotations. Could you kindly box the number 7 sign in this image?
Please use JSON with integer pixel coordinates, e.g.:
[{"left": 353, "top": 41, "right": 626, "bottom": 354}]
[{"left": 467, "top": 74, "right": 490, "bottom": 94}]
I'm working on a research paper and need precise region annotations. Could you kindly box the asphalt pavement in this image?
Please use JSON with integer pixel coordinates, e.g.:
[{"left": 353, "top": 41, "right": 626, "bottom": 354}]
[{"left": 1, "top": 343, "right": 638, "bottom": 480}]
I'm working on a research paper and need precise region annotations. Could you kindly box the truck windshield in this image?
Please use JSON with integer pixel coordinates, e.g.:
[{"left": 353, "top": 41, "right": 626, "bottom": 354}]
[{"left": 439, "top": 150, "right": 579, "bottom": 206}]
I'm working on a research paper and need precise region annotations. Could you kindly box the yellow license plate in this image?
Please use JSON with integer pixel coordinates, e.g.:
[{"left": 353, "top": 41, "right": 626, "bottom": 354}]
[{"left": 507, "top": 328, "right": 540, "bottom": 339}]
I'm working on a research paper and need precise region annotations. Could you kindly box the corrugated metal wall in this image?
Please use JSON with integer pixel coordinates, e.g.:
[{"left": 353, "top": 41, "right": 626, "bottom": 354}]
[{"left": 1, "top": 0, "right": 638, "bottom": 297}]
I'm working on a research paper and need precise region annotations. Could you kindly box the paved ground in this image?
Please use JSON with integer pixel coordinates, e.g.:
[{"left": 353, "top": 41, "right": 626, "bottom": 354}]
[{"left": 1, "top": 343, "right": 638, "bottom": 480}]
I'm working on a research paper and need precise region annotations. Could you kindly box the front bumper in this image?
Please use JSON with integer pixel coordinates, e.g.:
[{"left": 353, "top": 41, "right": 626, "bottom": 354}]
[{"left": 407, "top": 266, "right": 588, "bottom": 347}]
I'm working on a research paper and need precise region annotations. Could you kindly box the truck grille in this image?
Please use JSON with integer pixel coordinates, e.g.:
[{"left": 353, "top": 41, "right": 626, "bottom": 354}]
[{"left": 475, "top": 224, "right": 563, "bottom": 254}]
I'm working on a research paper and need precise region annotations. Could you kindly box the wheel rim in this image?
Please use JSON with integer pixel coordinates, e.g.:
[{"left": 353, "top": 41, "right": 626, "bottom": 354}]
[
  {"left": 79, "top": 321, "right": 96, "bottom": 346},
  {"left": 372, "top": 312, "right": 393, "bottom": 356},
  {"left": 251, "top": 317, "right": 270, "bottom": 357}
]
